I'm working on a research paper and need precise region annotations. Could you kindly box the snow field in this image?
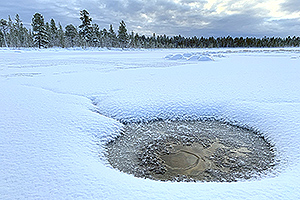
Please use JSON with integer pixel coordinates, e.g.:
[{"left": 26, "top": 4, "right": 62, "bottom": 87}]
[{"left": 1, "top": 48, "right": 300, "bottom": 199}]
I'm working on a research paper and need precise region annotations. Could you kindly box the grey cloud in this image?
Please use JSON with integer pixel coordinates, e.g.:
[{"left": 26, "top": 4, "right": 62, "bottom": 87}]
[
  {"left": 280, "top": 0, "right": 300, "bottom": 13},
  {"left": 0, "top": 0, "right": 80, "bottom": 27},
  {"left": 266, "top": 18, "right": 300, "bottom": 36},
  {"left": 0, "top": 0, "right": 299, "bottom": 38},
  {"left": 173, "top": 12, "right": 266, "bottom": 37}
]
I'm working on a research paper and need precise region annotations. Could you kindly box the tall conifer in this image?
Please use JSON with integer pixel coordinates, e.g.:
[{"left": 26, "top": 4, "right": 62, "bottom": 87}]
[
  {"left": 31, "top": 13, "right": 49, "bottom": 48},
  {"left": 118, "top": 20, "right": 128, "bottom": 48},
  {"left": 79, "top": 10, "right": 92, "bottom": 47}
]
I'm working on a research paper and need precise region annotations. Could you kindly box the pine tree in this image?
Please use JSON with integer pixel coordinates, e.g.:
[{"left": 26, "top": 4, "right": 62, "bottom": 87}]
[
  {"left": 6, "top": 16, "right": 13, "bottom": 46},
  {"left": 91, "top": 23, "right": 101, "bottom": 47},
  {"left": 79, "top": 10, "right": 92, "bottom": 47},
  {"left": 118, "top": 20, "right": 128, "bottom": 48},
  {"left": 7, "top": 14, "right": 30, "bottom": 47},
  {"left": 0, "top": 30, "right": 4, "bottom": 47},
  {"left": 49, "top": 19, "right": 58, "bottom": 47},
  {"left": 101, "top": 28, "right": 109, "bottom": 47},
  {"left": 31, "top": 13, "right": 49, "bottom": 48},
  {"left": 9, "top": 17, "right": 18, "bottom": 47},
  {"left": 129, "top": 31, "right": 135, "bottom": 48},
  {"left": 57, "top": 23, "right": 65, "bottom": 48},
  {"left": 13, "top": 14, "right": 22, "bottom": 47},
  {"left": 45, "top": 22, "right": 51, "bottom": 46},
  {"left": 27, "top": 30, "right": 34, "bottom": 47},
  {"left": 150, "top": 33, "right": 157, "bottom": 48},
  {"left": 65, "top": 24, "right": 78, "bottom": 47},
  {"left": 134, "top": 33, "right": 141, "bottom": 48},
  {"left": 0, "top": 19, "right": 9, "bottom": 47},
  {"left": 108, "top": 24, "right": 117, "bottom": 47}
]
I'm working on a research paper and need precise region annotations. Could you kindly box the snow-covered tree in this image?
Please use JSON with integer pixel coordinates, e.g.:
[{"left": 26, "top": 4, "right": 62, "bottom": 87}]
[
  {"left": 57, "top": 23, "right": 65, "bottom": 48},
  {"left": 91, "top": 23, "right": 101, "bottom": 47},
  {"left": 79, "top": 10, "right": 92, "bottom": 47},
  {"left": 6, "top": 14, "right": 30, "bottom": 47},
  {"left": 45, "top": 22, "right": 51, "bottom": 43},
  {"left": 6, "top": 16, "right": 13, "bottom": 46},
  {"left": 49, "top": 19, "right": 58, "bottom": 47},
  {"left": 108, "top": 24, "right": 117, "bottom": 47},
  {"left": 101, "top": 28, "right": 109, "bottom": 47},
  {"left": 118, "top": 20, "right": 128, "bottom": 48},
  {"left": 12, "top": 14, "right": 22, "bottom": 47},
  {"left": 31, "top": 13, "right": 49, "bottom": 48},
  {"left": 65, "top": 24, "right": 78, "bottom": 47},
  {"left": 129, "top": 31, "right": 135, "bottom": 48},
  {"left": 0, "top": 19, "right": 9, "bottom": 47}
]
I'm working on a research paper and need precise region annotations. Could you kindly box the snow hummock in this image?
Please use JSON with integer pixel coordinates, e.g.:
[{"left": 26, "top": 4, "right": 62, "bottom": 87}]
[
  {"left": 199, "top": 56, "right": 214, "bottom": 61},
  {"left": 1, "top": 48, "right": 300, "bottom": 199},
  {"left": 165, "top": 52, "right": 214, "bottom": 61}
]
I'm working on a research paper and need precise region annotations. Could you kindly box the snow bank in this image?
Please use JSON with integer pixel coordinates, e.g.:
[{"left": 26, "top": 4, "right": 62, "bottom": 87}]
[{"left": 1, "top": 48, "right": 300, "bottom": 199}]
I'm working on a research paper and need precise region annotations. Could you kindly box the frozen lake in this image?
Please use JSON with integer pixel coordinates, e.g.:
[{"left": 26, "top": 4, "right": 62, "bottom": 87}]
[{"left": 1, "top": 48, "right": 300, "bottom": 199}]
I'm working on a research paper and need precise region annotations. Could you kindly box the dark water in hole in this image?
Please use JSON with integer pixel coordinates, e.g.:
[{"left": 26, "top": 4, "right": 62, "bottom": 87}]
[{"left": 105, "top": 120, "right": 276, "bottom": 182}]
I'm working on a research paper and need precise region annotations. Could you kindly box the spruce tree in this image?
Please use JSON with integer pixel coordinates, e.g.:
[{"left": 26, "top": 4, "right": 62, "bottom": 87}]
[
  {"left": 108, "top": 24, "right": 117, "bottom": 47},
  {"left": 118, "top": 20, "right": 128, "bottom": 48},
  {"left": 91, "top": 23, "right": 101, "bottom": 47},
  {"left": 9, "top": 16, "right": 17, "bottom": 47},
  {"left": 45, "top": 22, "right": 51, "bottom": 46},
  {"left": 65, "top": 24, "right": 78, "bottom": 47},
  {"left": 129, "top": 31, "right": 134, "bottom": 48},
  {"left": 49, "top": 19, "right": 58, "bottom": 47},
  {"left": 0, "top": 28, "right": 4, "bottom": 47},
  {"left": 0, "top": 19, "right": 9, "bottom": 47},
  {"left": 13, "top": 14, "right": 22, "bottom": 47},
  {"left": 31, "top": 13, "right": 49, "bottom": 48},
  {"left": 134, "top": 33, "right": 141, "bottom": 48},
  {"left": 6, "top": 16, "right": 13, "bottom": 46},
  {"left": 8, "top": 14, "right": 29, "bottom": 47},
  {"left": 101, "top": 28, "right": 108, "bottom": 47},
  {"left": 79, "top": 10, "right": 92, "bottom": 47},
  {"left": 57, "top": 23, "right": 65, "bottom": 48}
]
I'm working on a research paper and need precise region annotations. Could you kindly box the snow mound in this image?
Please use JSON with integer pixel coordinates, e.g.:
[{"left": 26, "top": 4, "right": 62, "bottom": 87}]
[
  {"left": 198, "top": 56, "right": 214, "bottom": 61},
  {"left": 186, "top": 55, "right": 199, "bottom": 61},
  {"left": 167, "top": 53, "right": 184, "bottom": 60},
  {"left": 165, "top": 53, "right": 214, "bottom": 61},
  {"left": 183, "top": 53, "right": 193, "bottom": 57}
]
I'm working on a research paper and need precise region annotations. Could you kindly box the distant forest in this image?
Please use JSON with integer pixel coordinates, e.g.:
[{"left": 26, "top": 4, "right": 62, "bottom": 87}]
[{"left": 1, "top": 10, "right": 300, "bottom": 49}]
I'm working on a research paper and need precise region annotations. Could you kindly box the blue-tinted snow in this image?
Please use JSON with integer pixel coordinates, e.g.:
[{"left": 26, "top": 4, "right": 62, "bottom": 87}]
[{"left": 0, "top": 48, "right": 300, "bottom": 199}]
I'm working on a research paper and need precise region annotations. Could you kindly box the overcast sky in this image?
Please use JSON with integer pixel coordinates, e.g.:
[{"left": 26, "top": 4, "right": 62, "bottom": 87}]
[{"left": 1, "top": 0, "right": 300, "bottom": 37}]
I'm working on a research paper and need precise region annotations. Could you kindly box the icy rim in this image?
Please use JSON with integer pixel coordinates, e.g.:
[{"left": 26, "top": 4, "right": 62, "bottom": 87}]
[{"left": 105, "top": 117, "right": 279, "bottom": 182}]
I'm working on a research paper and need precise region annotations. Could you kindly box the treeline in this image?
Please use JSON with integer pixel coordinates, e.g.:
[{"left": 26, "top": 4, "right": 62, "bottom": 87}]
[{"left": 1, "top": 10, "right": 300, "bottom": 49}]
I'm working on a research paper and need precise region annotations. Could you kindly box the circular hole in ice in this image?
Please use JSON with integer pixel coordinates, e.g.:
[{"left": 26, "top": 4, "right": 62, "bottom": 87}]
[{"left": 105, "top": 119, "right": 277, "bottom": 182}]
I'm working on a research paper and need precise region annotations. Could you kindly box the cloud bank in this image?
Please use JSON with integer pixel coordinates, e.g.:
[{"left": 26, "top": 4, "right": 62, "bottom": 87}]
[{"left": 0, "top": 0, "right": 300, "bottom": 37}]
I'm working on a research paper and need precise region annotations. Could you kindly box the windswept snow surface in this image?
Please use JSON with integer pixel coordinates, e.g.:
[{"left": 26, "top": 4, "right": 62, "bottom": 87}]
[{"left": 1, "top": 48, "right": 300, "bottom": 199}]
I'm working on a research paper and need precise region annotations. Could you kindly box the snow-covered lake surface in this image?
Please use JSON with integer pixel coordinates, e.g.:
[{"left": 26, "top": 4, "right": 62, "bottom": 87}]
[{"left": 1, "top": 48, "right": 300, "bottom": 199}]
